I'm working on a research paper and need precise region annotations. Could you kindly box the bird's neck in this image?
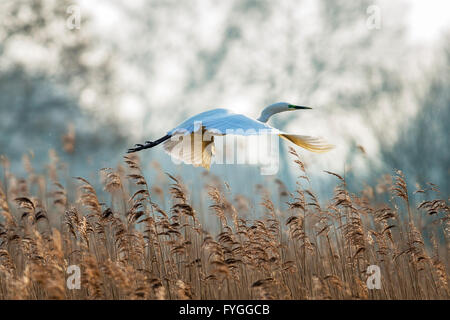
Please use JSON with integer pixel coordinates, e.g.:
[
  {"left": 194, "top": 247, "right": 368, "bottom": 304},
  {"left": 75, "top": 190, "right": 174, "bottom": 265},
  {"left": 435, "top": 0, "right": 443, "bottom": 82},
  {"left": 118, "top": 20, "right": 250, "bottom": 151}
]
[
  {"left": 256, "top": 112, "right": 271, "bottom": 123},
  {"left": 256, "top": 104, "right": 285, "bottom": 123}
]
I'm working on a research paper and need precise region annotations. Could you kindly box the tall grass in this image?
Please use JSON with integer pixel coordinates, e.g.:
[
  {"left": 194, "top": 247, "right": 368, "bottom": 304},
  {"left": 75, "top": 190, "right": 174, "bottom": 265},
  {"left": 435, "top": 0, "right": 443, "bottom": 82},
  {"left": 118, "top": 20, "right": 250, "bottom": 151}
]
[{"left": 0, "top": 148, "right": 448, "bottom": 300}]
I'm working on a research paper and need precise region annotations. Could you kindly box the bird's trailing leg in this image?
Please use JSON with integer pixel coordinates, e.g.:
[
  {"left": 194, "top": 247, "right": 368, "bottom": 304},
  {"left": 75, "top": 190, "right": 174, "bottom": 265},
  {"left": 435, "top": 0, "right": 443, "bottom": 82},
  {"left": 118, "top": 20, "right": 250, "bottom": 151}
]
[{"left": 127, "top": 134, "right": 171, "bottom": 153}]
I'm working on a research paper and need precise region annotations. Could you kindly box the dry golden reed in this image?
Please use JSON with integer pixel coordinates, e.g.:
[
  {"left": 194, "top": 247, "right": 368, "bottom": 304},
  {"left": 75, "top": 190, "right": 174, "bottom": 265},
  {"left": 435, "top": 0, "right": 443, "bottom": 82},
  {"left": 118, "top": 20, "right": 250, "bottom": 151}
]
[{"left": 0, "top": 149, "right": 448, "bottom": 300}]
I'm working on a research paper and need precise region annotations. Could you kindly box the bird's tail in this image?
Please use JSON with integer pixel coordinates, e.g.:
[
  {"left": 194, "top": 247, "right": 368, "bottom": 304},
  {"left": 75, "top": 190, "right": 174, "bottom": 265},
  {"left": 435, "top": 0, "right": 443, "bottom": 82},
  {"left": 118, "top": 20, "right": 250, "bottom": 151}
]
[{"left": 279, "top": 134, "right": 334, "bottom": 153}]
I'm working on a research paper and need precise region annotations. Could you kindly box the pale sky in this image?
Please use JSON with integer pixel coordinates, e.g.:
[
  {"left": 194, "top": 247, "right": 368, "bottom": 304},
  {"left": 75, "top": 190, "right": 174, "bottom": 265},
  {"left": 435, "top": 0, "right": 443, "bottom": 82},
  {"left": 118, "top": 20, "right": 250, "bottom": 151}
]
[
  {"left": 83, "top": 0, "right": 450, "bottom": 42},
  {"left": 407, "top": 0, "right": 450, "bottom": 42}
]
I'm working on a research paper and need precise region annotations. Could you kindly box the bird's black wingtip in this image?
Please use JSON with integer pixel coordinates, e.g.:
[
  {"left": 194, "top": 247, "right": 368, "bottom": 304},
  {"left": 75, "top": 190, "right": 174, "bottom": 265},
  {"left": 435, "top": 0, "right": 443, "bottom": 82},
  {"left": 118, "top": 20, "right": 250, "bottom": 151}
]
[
  {"left": 125, "top": 135, "right": 170, "bottom": 154},
  {"left": 126, "top": 143, "right": 145, "bottom": 154},
  {"left": 126, "top": 147, "right": 138, "bottom": 153}
]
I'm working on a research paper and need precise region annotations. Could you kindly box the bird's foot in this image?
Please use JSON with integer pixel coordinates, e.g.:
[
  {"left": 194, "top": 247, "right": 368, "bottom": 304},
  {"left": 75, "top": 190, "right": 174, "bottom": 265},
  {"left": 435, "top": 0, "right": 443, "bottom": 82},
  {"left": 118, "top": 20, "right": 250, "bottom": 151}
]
[{"left": 127, "top": 144, "right": 144, "bottom": 153}]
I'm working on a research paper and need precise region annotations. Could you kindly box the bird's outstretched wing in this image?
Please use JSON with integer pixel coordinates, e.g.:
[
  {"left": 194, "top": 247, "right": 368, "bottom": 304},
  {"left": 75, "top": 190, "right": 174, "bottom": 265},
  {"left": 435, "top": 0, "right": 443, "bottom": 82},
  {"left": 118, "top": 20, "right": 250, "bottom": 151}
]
[
  {"left": 167, "top": 108, "right": 278, "bottom": 136},
  {"left": 163, "top": 109, "right": 278, "bottom": 170},
  {"left": 163, "top": 127, "right": 217, "bottom": 169}
]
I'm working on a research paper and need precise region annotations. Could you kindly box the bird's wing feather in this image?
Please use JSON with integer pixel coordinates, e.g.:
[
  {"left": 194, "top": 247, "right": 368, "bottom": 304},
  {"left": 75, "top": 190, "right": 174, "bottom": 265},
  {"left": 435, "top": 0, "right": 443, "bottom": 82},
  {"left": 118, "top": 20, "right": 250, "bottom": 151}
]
[
  {"left": 168, "top": 109, "right": 278, "bottom": 136},
  {"left": 163, "top": 109, "right": 277, "bottom": 170},
  {"left": 203, "top": 114, "right": 278, "bottom": 135},
  {"left": 167, "top": 108, "right": 230, "bottom": 135},
  {"left": 163, "top": 129, "right": 216, "bottom": 169}
]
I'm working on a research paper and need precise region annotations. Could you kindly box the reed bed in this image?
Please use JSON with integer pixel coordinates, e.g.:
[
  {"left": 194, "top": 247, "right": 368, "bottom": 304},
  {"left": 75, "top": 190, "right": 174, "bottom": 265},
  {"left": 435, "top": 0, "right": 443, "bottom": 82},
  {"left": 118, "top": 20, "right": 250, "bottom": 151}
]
[{"left": 0, "top": 148, "right": 448, "bottom": 300}]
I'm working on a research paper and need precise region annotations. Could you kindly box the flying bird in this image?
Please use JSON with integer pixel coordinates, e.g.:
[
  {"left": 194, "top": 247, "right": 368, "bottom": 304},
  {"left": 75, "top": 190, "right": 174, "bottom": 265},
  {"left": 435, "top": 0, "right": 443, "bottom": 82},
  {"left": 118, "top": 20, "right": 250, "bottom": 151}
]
[{"left": 127, "top": 102, "right": 333, "bottom": 169}]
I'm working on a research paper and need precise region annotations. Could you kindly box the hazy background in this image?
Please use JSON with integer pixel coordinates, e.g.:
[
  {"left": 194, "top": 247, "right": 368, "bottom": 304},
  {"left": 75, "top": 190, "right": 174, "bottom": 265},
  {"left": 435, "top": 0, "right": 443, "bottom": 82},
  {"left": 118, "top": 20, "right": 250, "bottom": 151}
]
[{"left": 1, "top": 0, "right": 449, "bottom": 203}]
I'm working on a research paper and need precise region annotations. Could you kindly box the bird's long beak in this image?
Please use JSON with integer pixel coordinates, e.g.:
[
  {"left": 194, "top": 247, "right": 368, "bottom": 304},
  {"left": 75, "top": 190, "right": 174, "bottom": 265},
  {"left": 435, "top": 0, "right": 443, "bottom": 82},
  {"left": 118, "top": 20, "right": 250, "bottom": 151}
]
[{"left": 289, "top": 105, "right": 312, "bottom": 110}]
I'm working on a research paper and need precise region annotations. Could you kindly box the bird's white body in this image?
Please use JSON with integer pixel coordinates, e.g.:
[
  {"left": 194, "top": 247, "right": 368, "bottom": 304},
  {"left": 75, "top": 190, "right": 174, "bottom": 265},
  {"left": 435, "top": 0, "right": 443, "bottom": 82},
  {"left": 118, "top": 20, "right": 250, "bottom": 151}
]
[{"left": 128, "top": 102, "right": 333, "bottom": 169}]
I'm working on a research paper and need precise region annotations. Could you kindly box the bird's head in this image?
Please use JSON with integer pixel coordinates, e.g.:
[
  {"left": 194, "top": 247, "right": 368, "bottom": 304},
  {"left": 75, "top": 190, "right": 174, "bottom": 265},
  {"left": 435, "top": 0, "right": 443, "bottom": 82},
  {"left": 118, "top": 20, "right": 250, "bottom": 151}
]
[{"left": 257, "top": 102, "right": 311, "bottom": 122}]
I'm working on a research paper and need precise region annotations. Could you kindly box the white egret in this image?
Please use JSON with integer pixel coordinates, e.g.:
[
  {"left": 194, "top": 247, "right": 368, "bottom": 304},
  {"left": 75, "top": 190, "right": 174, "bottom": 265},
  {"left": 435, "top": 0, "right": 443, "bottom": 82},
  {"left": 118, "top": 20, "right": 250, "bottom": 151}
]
[{"left": 127, "top": 102, "right": 333, "bottom": 169}]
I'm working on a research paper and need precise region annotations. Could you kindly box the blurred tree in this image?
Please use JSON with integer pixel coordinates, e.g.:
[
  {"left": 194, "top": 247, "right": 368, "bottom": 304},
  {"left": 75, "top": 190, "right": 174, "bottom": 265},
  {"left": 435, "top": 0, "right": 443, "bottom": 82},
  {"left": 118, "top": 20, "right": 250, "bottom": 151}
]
[
  {"left": 378, "top": 37, "right": 450, "bottom": 194},
  {"left": 0, "top": 0, "right": 126, "bottom": 173}
]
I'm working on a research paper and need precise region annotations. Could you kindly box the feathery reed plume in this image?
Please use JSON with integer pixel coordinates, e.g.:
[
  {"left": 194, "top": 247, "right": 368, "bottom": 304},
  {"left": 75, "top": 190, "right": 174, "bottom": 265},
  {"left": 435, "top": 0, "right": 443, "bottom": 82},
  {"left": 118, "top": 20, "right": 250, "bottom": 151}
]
[
  {"left": 62, "top": 123, "right": 76, "bottom": 154},
  {"left": 0, "top": 151, "right": 447, "bottom": 300}
]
